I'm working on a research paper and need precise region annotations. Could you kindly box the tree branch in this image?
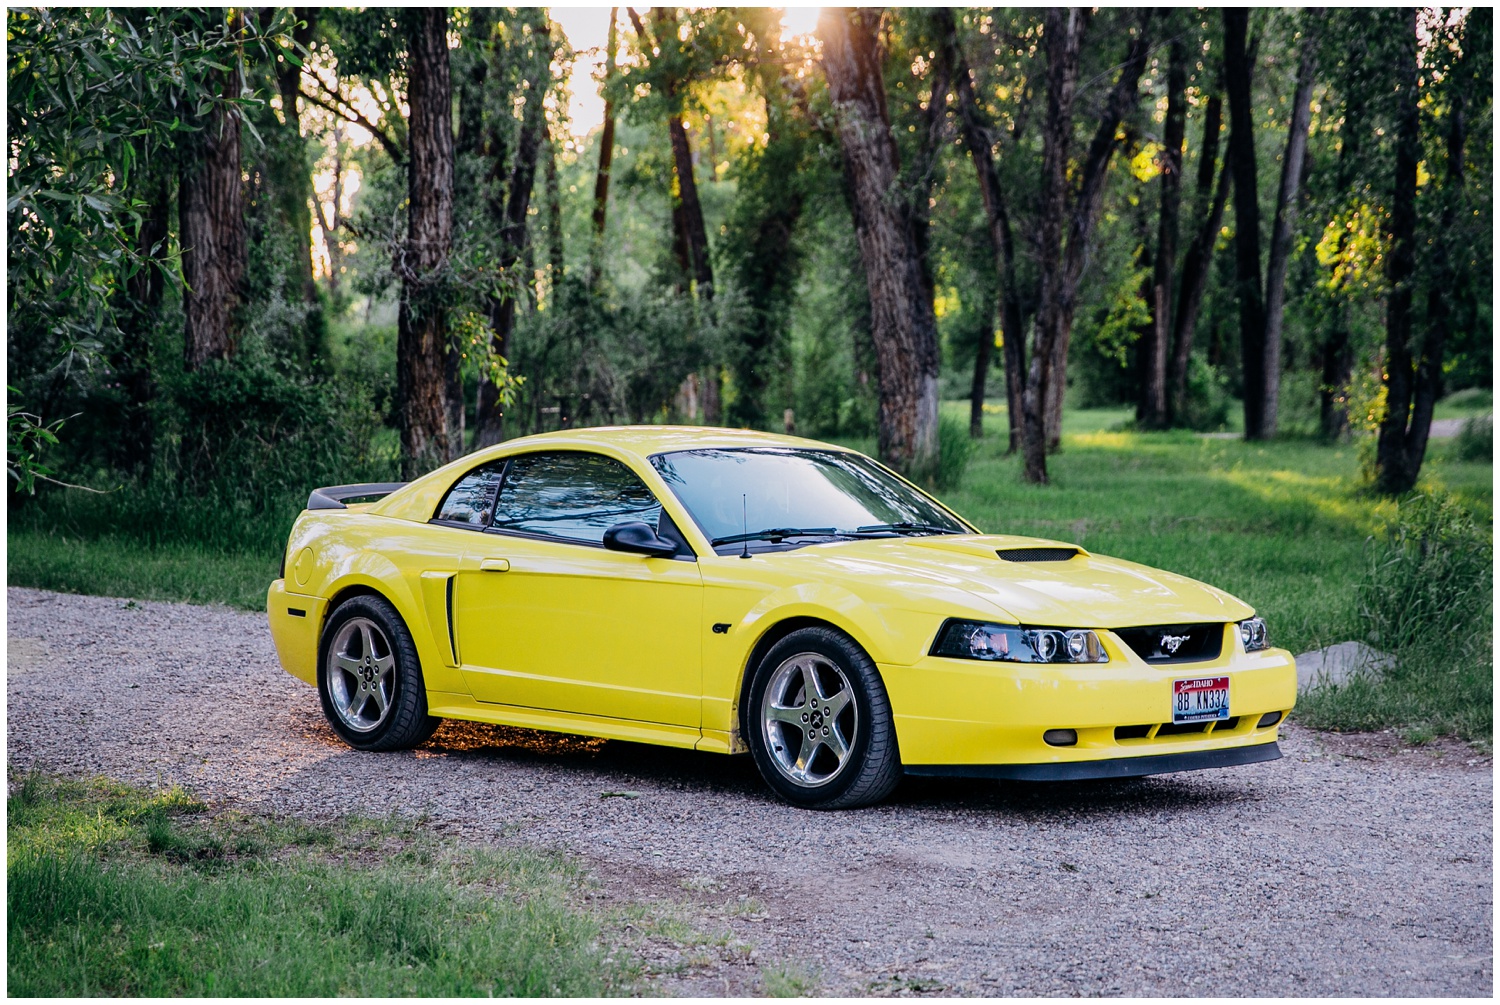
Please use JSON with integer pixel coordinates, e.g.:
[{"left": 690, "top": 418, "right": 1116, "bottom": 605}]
[{"left": 298, "top": 81, "right": 404, "bottom": 165}]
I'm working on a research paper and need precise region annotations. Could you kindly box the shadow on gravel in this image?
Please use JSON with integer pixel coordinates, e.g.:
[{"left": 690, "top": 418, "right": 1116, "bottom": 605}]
[{"left": 413, "top": 719, "right": 1257, "bottom": 817}]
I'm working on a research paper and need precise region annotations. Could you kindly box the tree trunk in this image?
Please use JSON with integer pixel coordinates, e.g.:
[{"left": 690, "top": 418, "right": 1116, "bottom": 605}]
[
  {"left": 1024, "top": 10, "right": 1150, "bottom": 477},
  {"left": 180, "top": 41, "right": 245, "bottom": 372},
  {"left": 113, "top": 164, "right": 171, "bottom": 475},
  {"left": 651, "top": 8, "right": 713, "bottom": 301},
  {"left": 474, "top": 19, "right": 551, "bottom": 449},
  {"left": 270, "top": 7, "right": 320, "bottom": 333},
  {"left": 1170, "top": 93, "right": 1230, "bottom": 421},
  {"left": 545, "top": 127, "right": 565, "bottom": 283},
  {"left": 967, "top": 294, "right": 997, "bottom": 439},
  {"left": 1040, "top": 13, "right": 1151, "bottom": 453},
  {"left": 1259, "top": 22, "right": 1319, "bottom": 438},
  {"left": 1140, "top": 34, "right": 1186, "bottom": 429},
  {"left": 1021, "top": 8, "right": 1085, "bottom": 483},
  {"left": 1375, "top": 10, "right": 1448, "bottom": 495},
  {"left": 821, "top": 7, "right": 940, "bottom": 475},
  {"left": 947, "top": 17, "right": 1027, "bottom": 452},
  {"left": 588, "top": 8, "right": 619, "bottom": 289},
  {"left": 397, "top": 8, "right": 455, "bottom": 478},
  {"left": 1224, "top": 9, "right": 1269, "bottom": 439}
]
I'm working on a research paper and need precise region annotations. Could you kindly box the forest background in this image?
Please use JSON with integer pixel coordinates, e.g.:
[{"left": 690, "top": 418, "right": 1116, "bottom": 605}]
[{"left": 7, "top": 7, "right": 1494, "bottom": 739}]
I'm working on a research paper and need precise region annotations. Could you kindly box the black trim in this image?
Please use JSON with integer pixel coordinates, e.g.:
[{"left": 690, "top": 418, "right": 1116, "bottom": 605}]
[
  {"left": 307, "top": 482, "right": 408, "bottom": 510},
  {"left": 904, "top": 741, "right": 1281, "bottom": 781},
  {"left": 287, "top": 608, "right": 306, "bottom": 618},
  {"left": 445, "top": 575, "right": 457, "bottom": 663}
]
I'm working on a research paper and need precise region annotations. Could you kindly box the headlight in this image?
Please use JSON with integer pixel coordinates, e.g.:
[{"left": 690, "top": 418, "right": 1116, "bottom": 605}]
[
  {"left": 932, "top": 620, "right": 1108, "bottom": 663},
  {"left": 1239, "top": 616, "right": 1268, "bottom": 652}
]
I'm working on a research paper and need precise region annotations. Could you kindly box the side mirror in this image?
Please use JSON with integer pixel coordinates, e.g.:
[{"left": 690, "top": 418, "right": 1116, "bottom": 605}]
[{"left": 603, "top": 521, "right": 678, "bottom": 558}]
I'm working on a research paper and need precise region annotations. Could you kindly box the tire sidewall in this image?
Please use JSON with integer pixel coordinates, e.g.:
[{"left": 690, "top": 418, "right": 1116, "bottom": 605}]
[
  {"left": 317, "top": 594, "right": 427, "bottom": 751},
  {"left": 746, "top": 628, "right": 886, "bottom": 808}
]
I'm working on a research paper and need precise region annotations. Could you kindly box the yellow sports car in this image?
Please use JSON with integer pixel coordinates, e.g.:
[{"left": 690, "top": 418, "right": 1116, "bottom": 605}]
[{"left": 268, "top": 426, "right": 1296, "bottom": 808}]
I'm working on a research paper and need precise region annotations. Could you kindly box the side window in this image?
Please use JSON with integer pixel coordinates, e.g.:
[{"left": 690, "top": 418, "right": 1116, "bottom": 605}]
[
  {"left": 491, "top": 451, "right": 662, "bottom": 545},
  {"left": 434, "top": 462, "right": 506, "bottom": 527}
]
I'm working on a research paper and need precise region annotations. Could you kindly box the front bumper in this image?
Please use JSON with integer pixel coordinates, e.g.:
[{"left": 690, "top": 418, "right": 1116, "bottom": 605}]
[{"left": 879, "top": 630, "right": 1297, "bottom": 769}]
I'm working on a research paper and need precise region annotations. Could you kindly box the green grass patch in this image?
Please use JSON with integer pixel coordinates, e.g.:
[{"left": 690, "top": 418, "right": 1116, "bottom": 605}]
[
  {"left": 7, "top": 774, "right": 628, "bottom": 996},
  {"left": 7, "top": 529, "right": 276, "bottom": 611}
]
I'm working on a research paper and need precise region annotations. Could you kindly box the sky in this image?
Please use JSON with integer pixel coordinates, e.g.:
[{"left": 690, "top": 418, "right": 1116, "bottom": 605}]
[{"left": 550, "top": 5, "right": 824, "bottom": 137}]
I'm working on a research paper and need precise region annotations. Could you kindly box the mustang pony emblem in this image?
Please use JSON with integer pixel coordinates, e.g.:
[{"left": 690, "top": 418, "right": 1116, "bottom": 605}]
[{"left": 1159, "top": 632, "right": 1192, "bottom": 655}]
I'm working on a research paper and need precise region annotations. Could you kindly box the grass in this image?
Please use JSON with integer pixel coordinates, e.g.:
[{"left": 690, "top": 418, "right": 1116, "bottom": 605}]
[
  {"left": 6, "top": 773, "right": 630, "bottom": 997},
  {"left": 7, "top": 530, "right": 277, "bottom": 610}
]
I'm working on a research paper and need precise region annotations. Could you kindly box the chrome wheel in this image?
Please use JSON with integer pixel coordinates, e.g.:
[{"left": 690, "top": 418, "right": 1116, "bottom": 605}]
[
  {"left": 760, "top": 652, "right": 859, "bottom": 787},
  {"left": 326, "top": 616, "right": 396, "bottom": 733}
]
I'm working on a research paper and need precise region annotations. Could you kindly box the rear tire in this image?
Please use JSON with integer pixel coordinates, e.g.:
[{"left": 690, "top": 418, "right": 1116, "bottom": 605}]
[
  {"left": 745, "top": 627, "right": 902, "bottom": 809},
  {"left": 318, "top": 594, "right": 440, "bottom": 751}
]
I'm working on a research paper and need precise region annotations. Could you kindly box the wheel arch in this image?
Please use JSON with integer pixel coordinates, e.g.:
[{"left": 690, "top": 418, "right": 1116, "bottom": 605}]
[{"left": 735, "top": 615, "right": 882, "bottom": 744}]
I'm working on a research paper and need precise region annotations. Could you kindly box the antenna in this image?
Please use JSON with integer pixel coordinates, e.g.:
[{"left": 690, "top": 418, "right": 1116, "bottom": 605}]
[{"left": 740, "top": 493, "right": 751, "bottom": 559}]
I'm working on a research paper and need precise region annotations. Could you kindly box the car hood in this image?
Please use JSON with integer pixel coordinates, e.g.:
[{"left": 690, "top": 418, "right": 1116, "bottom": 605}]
[{"left": 756, "top": 534, "right": 1253, "bottom": 627}]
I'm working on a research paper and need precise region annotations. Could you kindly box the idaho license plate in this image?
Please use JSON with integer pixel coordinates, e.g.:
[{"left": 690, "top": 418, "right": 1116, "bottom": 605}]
[{"left": 1172, "top": 676, "right": 1230, "bottom": 723}]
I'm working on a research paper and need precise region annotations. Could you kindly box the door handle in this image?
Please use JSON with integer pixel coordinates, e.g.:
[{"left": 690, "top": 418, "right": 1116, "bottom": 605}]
[{"left": 479, "top": 558, "right": 511, "bottom": 572}]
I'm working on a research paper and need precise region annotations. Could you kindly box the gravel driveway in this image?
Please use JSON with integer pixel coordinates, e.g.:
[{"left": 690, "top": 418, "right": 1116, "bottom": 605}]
[{"left": 8, "top": 587, "right": 1492, "bottom": 996}]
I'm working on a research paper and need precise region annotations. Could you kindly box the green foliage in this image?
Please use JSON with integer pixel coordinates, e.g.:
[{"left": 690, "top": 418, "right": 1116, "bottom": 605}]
[
  {"left": 7, "top": 774, "right": 624, "bottom": 997},
  {"left": 6, "top": 391, "right": 65, "bottom": 494},
  {"left": 930, "top": 415, "right": 975, "bottom": 492},
  {"left": 1176, "top": 352, "right": 1232, "bottom": 431},
  {"left": 1356, "top": 492, "right": 1492, "bottom": 652},
  {"left": 1296, "top": 491, "right": 1493, "bottom": 741},
  {"left": 7, "top": 7, "right": 294, "bottom": 417},
  {"left": 1453, "top": 414, "right": 1493, "bottom": 462}
]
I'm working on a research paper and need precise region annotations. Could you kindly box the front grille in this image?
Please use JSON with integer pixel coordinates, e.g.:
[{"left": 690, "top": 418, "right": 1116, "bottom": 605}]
[
  {"left": 1113, "top": 623, "right": 1224, "bottom": 664},
  {"left": 1116, "top": 716, "right": 1239, "bottom": 743},
  {"left": 997, "top": 547, "right": 1080, "bottom": 563}
]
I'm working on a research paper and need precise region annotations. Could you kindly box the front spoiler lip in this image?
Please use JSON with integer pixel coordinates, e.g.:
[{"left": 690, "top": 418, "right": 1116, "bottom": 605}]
[{"left": 904, "top": 740, "right": 1282, "bottom": 782}]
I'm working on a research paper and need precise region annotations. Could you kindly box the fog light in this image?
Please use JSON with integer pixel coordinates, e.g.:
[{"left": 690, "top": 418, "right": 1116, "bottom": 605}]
[
  {"left": 1257, "top": 711, "right": 1283, "bottom": 728},
  {"left": 1043, "top": 728, "right": 1078, "bottom": 747}
]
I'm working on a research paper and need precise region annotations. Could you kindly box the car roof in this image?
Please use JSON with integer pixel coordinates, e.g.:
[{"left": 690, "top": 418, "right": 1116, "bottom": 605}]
[{"left": 484, "top": 425, "right": 858, "bottom": 460}]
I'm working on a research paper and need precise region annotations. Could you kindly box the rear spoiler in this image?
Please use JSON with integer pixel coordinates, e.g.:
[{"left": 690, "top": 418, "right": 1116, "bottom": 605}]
[{"left": 307, "top": 482, "right": 409, "bottom": 511}]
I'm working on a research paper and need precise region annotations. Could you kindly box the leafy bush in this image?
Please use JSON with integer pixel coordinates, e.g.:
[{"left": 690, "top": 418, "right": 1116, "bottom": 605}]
[
  {"left": 1453, "top": 413, "right": 1492, "bottom": 462},
  {"left": 1297, "top": 491, "right": 1493, "bottom": 741},
  {"left": 1175, "top": 351, "right": 1232, "bottom": 432},
  {"left": 1357, "top": 492, "right": 1492, "bottom": 652},
  {"left": 930, "top": 414, "right": 975, "bottom": 492}
]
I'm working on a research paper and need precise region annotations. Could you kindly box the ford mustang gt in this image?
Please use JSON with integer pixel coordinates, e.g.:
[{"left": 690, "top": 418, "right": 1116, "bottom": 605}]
[{"left": 268, "top": 426, "right": 1296, "bottom": 808}]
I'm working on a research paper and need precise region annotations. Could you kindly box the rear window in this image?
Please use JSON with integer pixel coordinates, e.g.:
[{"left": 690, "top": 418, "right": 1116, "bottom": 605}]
[{"left": 434, "top": 462, "right": 505, "bottom": 527}]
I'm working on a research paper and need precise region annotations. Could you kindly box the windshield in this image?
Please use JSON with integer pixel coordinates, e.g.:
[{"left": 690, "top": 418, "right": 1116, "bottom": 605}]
[{"left": 650, "top": 448, "right": 970, "bottom": 551}]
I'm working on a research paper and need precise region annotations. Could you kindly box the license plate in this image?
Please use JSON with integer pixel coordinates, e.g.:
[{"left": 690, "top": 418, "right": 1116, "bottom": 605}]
[{"left": 1173, "top": 676, "right": 1230, "bottom": 723}]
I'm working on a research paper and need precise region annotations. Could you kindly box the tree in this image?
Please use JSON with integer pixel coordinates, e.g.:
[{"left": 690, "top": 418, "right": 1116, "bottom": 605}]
[
  {"left": 180, "top": 10, "right": 247, "bottom": 371},
  {"left": 1020, "top": 8, "right": 1151, "bottom": 483},
  {"left": 1169, "top": 86, "right": 1232, "bottom": 424},
  {"left": 820, "top": 8, "right": 940, "bottom": 474},
  {"left": 471, "top": 11, "right": 554, "bottom": 448},
  {"left": 946, "top": 9, "right": 1033, "bottom": 450},
  {"left": 396, "top": 8, "right": 455, "bottom": 477},
  {"left": 1224, "top": 9, "right": 1319, "bottom": 440},
  {"left": 588, "top": 8, "right": 620, "bottom": 289},
  {"left": 1371, "top": 8, "right": 1488, "bottom": 493},
  {"left": 1138, "top": 28, "right": 1187, "bottom": 429}
]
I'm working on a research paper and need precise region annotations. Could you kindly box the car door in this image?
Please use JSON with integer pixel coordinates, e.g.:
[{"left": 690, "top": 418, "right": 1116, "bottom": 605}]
[{"left": 451, "top": 450, "right": 704, "bottom": 727}]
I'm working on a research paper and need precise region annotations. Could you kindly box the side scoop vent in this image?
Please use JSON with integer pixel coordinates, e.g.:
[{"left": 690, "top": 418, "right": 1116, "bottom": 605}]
[{"left": 997, "top": 547, "right": 1080, "bottom": 563}]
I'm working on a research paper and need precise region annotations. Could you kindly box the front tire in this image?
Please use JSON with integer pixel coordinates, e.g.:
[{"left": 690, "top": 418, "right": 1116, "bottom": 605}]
[
  {"left": 318, "top": 594, "right": 440, "bottom": 751},
  {"left": 746, "top": 627, "right": 902, "bottom": 809}
]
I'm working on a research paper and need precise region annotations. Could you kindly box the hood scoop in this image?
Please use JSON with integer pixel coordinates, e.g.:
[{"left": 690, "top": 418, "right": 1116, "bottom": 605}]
[{"left": 997, "top": 547, "right": 1080, "bottom": 563}]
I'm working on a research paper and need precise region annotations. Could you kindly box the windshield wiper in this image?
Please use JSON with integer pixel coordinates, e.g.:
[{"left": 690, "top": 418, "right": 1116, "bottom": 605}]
[
  {"left": 712, "top": 527, "right": 840, "bottom": 546},
  {"left": 852, "top": 522, "right": 959, "bottom": 536}
]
